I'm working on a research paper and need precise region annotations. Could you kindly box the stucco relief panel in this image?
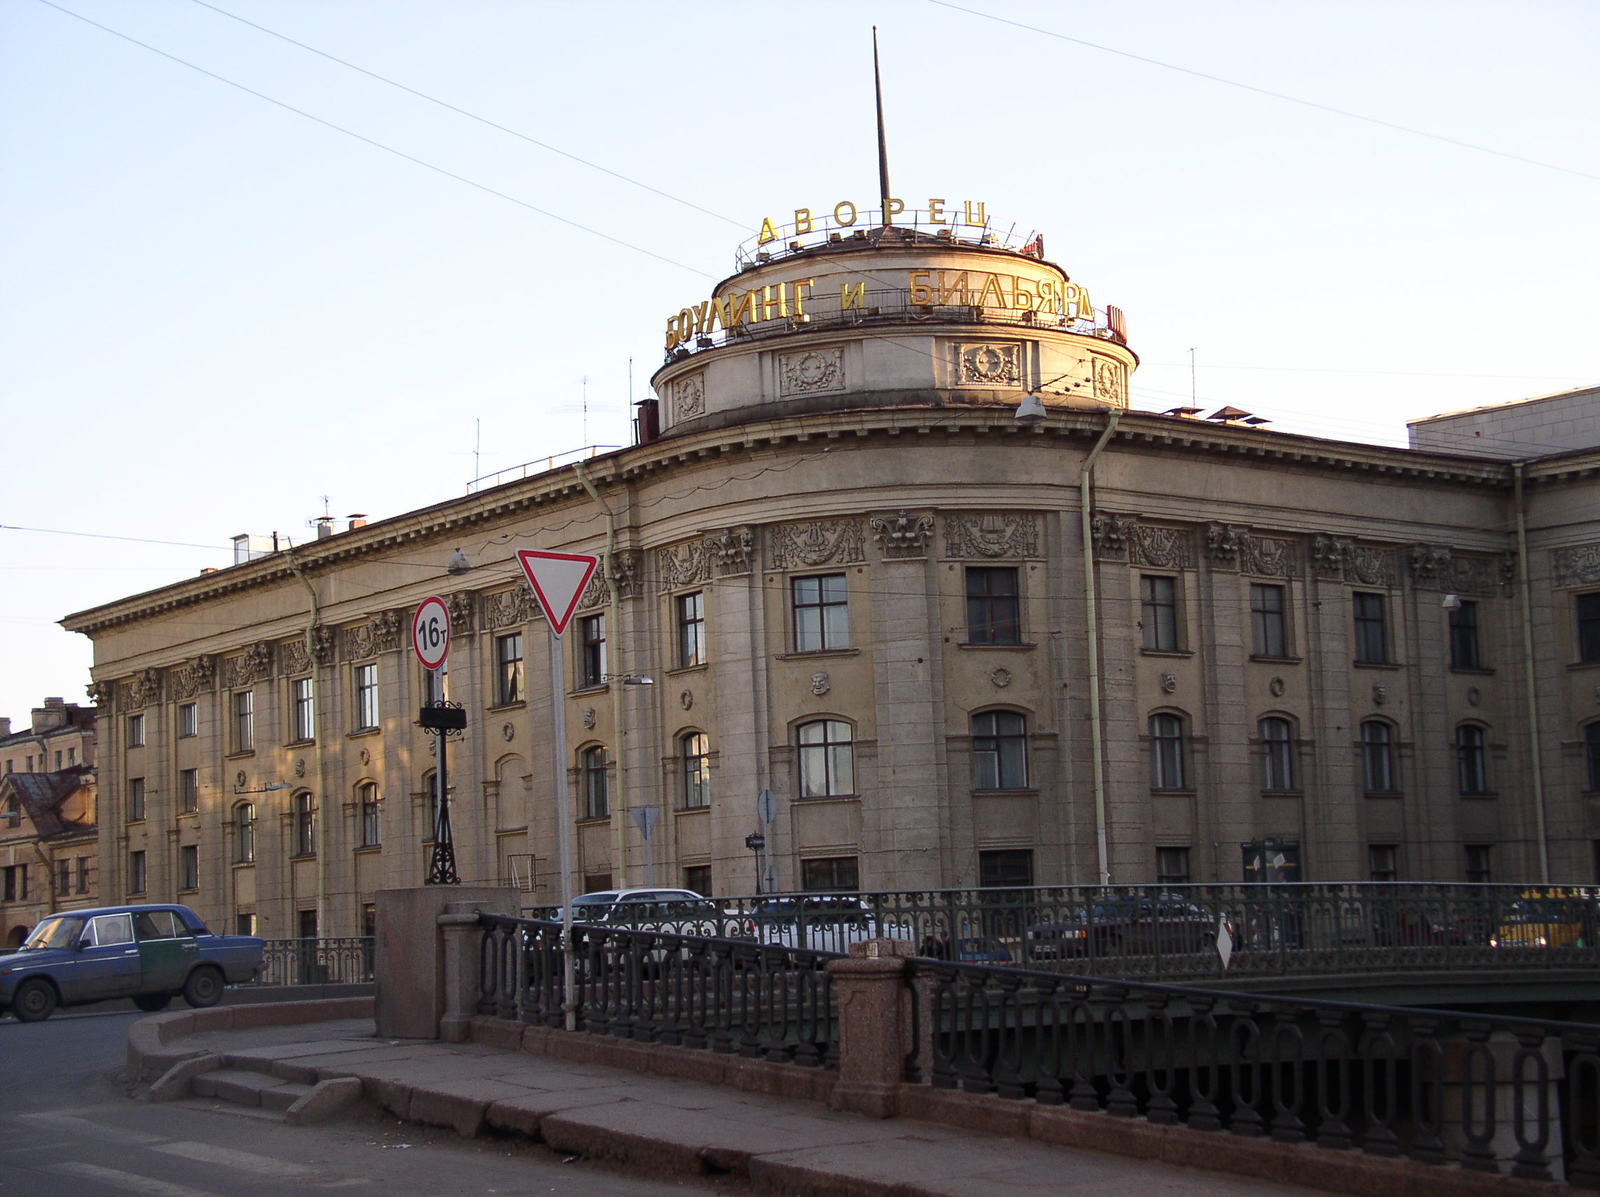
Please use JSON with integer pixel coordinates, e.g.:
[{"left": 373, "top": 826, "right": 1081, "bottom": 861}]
[
  {"left": 869, "top": 511, "right": 934, "bottom": 560},
  {"left": 954, "top": 342, "right": 1023, "bottom": 387},
  {"left": 777, "top": 347, "right": 845, "bottom": 397},
  {"left": 169, "top": 655, "right": 216, "bottom": 700},
  {"left": 943, "top": 512, "right": 1039, "bottom": 559},
  {"left": 657, "top": 540, "right": 711, "bottom": 592},
  {"left": 767, "top": 519, "right": 865, "bottom": 570},
  {"left": 483, "top": 585, "right": 542, "bottom": 631},
  {"left": 344, "top": 610, "right": 402, "bottom": 661},
  {"left": 672, "top": 373, "right": 705, "bottom": 421},
  {"left": 1554, "top": 544, "right": 1600, "bottom": 589}
]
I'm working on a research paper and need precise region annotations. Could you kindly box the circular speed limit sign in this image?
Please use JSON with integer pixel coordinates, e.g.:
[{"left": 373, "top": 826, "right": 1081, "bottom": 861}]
[{"left": 412, "top": 596, "right": 451, "bottom": 671}]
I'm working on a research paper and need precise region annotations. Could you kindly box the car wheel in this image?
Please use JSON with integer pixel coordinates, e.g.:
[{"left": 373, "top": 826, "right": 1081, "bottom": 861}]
[
  {"left": 133, "top": 993, "right": 173, "bottom": 1013},
  {"left": 182, "top": 967, "right": 224, "bottom": 1008},
  {"left": 12, "top": 978, "right": 58, "bottom": 1023}
]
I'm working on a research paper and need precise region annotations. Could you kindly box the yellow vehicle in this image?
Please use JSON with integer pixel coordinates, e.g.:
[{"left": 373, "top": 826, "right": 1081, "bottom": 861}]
[{"left": 1489, "top": 888, "right": 1598, "bottom": 949}]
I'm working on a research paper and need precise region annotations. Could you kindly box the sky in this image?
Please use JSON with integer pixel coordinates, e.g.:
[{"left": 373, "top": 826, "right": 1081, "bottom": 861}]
[{"left": 1, "top": 0, "right": 1596, "bottom": 725}]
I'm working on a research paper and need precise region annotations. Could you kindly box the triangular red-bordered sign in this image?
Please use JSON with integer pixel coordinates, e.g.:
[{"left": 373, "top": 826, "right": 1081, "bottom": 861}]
[{"left": 515, "top": 549, "right": 600, "bottom": 636}]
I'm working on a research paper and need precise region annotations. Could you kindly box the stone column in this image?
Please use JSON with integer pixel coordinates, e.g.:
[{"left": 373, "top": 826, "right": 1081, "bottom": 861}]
[
  {"left": 825, "top": 938, "right": 913, "bottom": 1118},
  {"left": 374, "top": 885, "right": 518, "bottom": 1039}
]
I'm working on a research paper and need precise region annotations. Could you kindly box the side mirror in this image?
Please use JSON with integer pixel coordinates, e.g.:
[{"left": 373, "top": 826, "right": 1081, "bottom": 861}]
[{"left": 75, "top": 937, "right": 91, "bottom": 951}]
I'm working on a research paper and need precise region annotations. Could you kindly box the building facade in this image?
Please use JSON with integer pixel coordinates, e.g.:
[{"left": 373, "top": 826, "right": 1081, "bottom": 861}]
[
  {"left": 0, "top": 698, "right": 98, "bottom": 946},
  {"left": 62, "top": 202, "right": 1600, "bottom": 938}
]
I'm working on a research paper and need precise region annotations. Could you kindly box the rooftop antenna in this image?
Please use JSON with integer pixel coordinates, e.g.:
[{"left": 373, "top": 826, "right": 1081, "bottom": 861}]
[
  {"left": 1189, "top": 348, "right": 1197, "bottom": 407},
  {"left": 580, "top": 375, "right": 590, "bottom": 446},
  {"left": 873, "top": 27, "right": 891, "bottom": 225},
  {"left": 474, "top": 418, "right": 481, "bottom": 482}
]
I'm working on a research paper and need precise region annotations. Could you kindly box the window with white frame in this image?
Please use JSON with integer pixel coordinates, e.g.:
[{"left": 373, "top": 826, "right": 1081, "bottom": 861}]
[
  {"left": 234, "top": 803, "right": 256, "bottom": 863},
  {"left": 1149, "top": 713, "right": 1187, "bottom": 791},
  {"left": 681, "top": 732, "right": 710, "bottom": 809},
  {"left": 971, "top": 710, "right": 1028, "bottom": 790},
  {"left": 353, "top": 664, "right": 379, "bottom": 730},
  {"left": 291, "top": 677, "right": 315, "bottom": 741},
  {"left": 178, "top": 702, "right": 198, "bottom": 739},
  {"left": 792, "top": 574, "right": 848, "bottom": 652},
  {"left": 677, "top": 591, "right": 706, "bottom": 668},
  {"left": 232, "top": 690, "right": 254, "bottom": 752},
  {"left": 359, "top": 782, "right": 381, "bottom": 847},
  {"left": 495, "top": 633, "right": 524, "bottom": 705},
  {"left": 798, "top": 720, "right": 854, "bottom": 797},
  {"left": 127, "top": 713, "right": 145, "bottom": 748},
  {"left": 582, "top": 746, "right": 609, "bottom": 819}
]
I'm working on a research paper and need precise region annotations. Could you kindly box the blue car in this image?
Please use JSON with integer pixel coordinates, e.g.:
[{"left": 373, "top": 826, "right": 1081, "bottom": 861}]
[{"left": 0, "top": 904, "right": 264, "bottom": 1022}]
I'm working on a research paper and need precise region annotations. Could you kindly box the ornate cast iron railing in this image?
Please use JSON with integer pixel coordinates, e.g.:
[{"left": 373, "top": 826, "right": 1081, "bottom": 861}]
[
  {"left": 905, "top": 957, "right": 1600, "bottom": 1186},
  {"left": 477, "top": 915, "right": 840, "bottom": 1068},
  {"left": 245, "top": 937, "right": 374, "bottom": 986},
  {"left": 532, "top": 883, "right": 1600, "bottom": 984}
]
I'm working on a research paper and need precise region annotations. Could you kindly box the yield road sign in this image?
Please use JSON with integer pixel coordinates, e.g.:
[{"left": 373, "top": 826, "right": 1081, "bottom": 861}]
[
  {"left": 515, "top": 549, "right": 600, "bottom": 636},
  {"left": 412, "top": 596, "right": 451, "bottom": 670}
]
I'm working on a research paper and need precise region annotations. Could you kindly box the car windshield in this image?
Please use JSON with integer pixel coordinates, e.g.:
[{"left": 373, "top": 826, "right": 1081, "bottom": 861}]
[{"left": 23, "top": 915, "right": 85, "bottom": 950}]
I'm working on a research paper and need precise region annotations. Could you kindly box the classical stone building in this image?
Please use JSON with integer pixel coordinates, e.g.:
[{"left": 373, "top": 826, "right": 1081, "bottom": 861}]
[
  {"left": 0, "top": 698, "right": 98, "bottom": 946},
  {"left": 61, "top": 201, "right": 1600, "bottom": 939}
]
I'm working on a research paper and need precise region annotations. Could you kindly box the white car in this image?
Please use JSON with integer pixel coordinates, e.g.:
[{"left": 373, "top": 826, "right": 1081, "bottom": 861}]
[
  {"left": 564, "top": 888, "right": 725, "bottom": 937},
  {"left": 737, "top": 895, "right": 910, "bottom": 954}
]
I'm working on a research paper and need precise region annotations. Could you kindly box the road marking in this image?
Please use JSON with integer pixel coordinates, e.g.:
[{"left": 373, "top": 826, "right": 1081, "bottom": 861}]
[
  {"left": 151, "top": 1140, "right": 318, "bottom": 1178},
  {"left": 46, "top": 1162, "right": 222, "bottom": 1197},
  {"left": 0, "top": 1140, "right": 73, "bottom": 1152},
  {"left": 18, "top": 1110, "right": 165, "bottom": 1145}
]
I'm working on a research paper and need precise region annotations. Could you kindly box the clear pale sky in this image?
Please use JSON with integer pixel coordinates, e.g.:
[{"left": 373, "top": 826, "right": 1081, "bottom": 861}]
[{"left": 2, "top": 0, "right": 1595, "bottom": 724}]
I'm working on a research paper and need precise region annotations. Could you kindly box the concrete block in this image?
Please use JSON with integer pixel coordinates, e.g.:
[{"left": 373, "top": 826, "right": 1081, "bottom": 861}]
[
  {"left": 259, "top": 1082, "right": 316, "bottom": 1111},
  {"left": 286, "top": 1076, "right": 364, "bottom": 1126},
  {"left": 193, "top": 1068, "right": 276, "bottom": 1106},
  {"left": 484, "top": 1089, "right": 628, "bottom": 1138},
  {"left": 374, "top": 886, "right": 518, "bottom": 1040},
  {"left": 408, "top": 1087, "right": 490, "bottom": 1137},
  {"left": 468, "top": 1015, "right": 522, "bottom": 1052},
  {"left": 363, "top": 1075, "right": 413, "bottom": 1120},
  {"left": 520, "top": 1023, "right": 553, "bottom": 1055},
  {"left": 147, "top": 1053, "right": 222, "bottom": 1102},
  {"left": 154, "top": 1012, "right": 196, "bottom": 1043}
]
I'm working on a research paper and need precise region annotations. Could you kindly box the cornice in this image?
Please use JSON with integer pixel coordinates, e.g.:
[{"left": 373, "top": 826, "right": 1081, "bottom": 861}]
[{"left": 61, "top": 405, "right": 1518, "bottom": 636}]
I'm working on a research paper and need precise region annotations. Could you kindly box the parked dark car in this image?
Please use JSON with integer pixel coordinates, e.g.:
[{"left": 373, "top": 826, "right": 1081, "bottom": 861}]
[
  {"left": 1027, "top": 895, "right": 1225, "bottom": 961},
  {"left": 0, "top": 904, "right": 264, "bottom": 1022}
]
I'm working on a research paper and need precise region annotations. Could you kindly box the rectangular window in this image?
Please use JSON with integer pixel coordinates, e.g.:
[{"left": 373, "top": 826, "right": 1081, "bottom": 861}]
[
  {"left": 76, "top": 856, "right": 89, "bottom": 894},
  {"left": 2, "top": 865, "right": 20, "bottom": 901},
  {"left": 965, "top": 567, "right": 1021, "bottom": 645},
  {"left": 1361, "top": 721, "right": 1396, "bottom": 794},
  {"left": 1353, "top": 592, "right": 1389, "bottom": 664},
  {"left": 582, "top": 747, "right": 609, "bottom": 819},
  {"left": 681, "top": 733, "right": 710, "bottom": 809},
  {"left": 232, "top": 690, "right": 254, "bottom": 752},
  {"left": 1141, "top": 576, "right": 1180, "bottom": 651},
  {"left": 1156, "top": 846, "right": 1192, "bottom": 886},
  {"left": 57, "top": 858, "right": 70, "bottom": 898},
  {"left": 792, "top": 574, "right": 849, "bottom": 652},
  {"left": 179, "top": 768, "right": 199, "bottom": 814},
  {"left": 128, "top": 776, "right": 145, "bottom": 822},
  {"left": 178, "top": 702, "right": 198, "bottom": 738},
  {"left": 354, "top": 663, "right": 379, "bottom": 730},
  {"left": 1149, "top": 714, "right": 1187, "bottom": 791},
  {"left": 978, "top": 849, "right": 1034, "bottom": 888},
  {"left": 291, "top": 678, "right": 315, "bottom": 741},
  {"left": 127, "top": 713, "right": 145, "bottom": 747},
  {"left": 298, "top": 909, "right": 318, "bottom": 941},
  {"left": 1456, "top": 725, "right": 1489, "bottom": 795},
  {"left": 1464, "top": 844, "right": 1492, "bottom": 884},
  {"left": 128, "top": 850, "right": 147, "bottom": 895},
  {"left": 495, "top": 633, "right": 524, "bottom": 705},
  {"left": 359, "top": 782, "right": 381, "bottom": 847},
  {"left": 579, "top": 614, "right": 607, "bottom": 687},
  {"left": 362, "top": 903, "right": 377, "bottom": 938},
  {"left": 1449, "top": 600, "right": 1482, "bottom": 669},
  {"left": 1367, "top": 844, "right": 1397, "bottom": 882},
  {"left": 421, "top": 660, "right": 448, "bottom": 706},
  {"left": 66, "top": 747, "right": 76, "bottom": 766},
  {"left": 1250, "top": 584, "right": 1287, "bottom": 657},
  {"left": 677, "top": 591, "right": 706, "bottom": 668},
  {"left": 179, "top": 844, "right": 198, "bottom": 891},
  {"left": 294, "top": 793, "right": 317, "bottom": 856},
  {"left": 1580, "top": 594, "right": 1600, "bottom": 664},
  {"left": 801, "top": 856, "right": 859, "bottom": 892},
  {"left": 237, "top": 912, "right": 257, "bottom": 936},
  {"left": 683, "top": 864, "right": 712, "bottom": 896},
  {"left": 54, "top": 751, "right": 62, "bottom": 770}
]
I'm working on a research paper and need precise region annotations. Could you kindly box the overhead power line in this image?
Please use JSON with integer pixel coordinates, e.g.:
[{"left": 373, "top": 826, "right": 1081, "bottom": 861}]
[
  {"left": 186, "top": 0, "right": 746, "bottom": 230},
  {"left": 34, "top": 0, "right": 715, "bottom": 279},
  {"left": 927, "top": 0, "right": 1600, "bottom": 184},
  {"left": 0, "top": 524, "right": 228, "bottom": 551}
]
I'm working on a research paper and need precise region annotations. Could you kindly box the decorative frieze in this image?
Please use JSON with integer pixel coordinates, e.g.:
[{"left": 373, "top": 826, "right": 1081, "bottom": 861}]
[
  {"left": 223, "top": 642, "right": 273, "bottom": 689},
  {"left": 778, "top": 347, "right": 845, "bottom": 397},
  {"left": 169, "top": 655, "right": 217, "bottom": 700},
  {"left": 1092, "top": 356, "right": 1125, "bottom": 405},
  {"left": 1240, "top": 535, "right": 1299, "bottom": 579},
  {"left": 1311, "top": 536, "right": 1395, "bottom": 586},
  {"left": 1091, "top": 511, "right": 1137, "bottom": 560},
  {"left": 121, "top": 667, "right": 163, "bottom": 710},
  {"left": 768, "top": 519, "right": 865, "bottom": 570},
  {"left": 1407, "top": 544, "right": 1453, "bottom": 586},
  {"left": 1404, "top": 546, "right": 1504, "bottom": 596},
  {"left": 1129, "top": 526, "right": 1194, "bottom": 570},
  {"left": 703, "top": 526, "right": 756, "bottom": 576},
  {"left": 279, "top": 638, "right": 311, "bottom": 677},
  {"left": 869, "top": 511, "right": 934, "bottom": 560},
  {"left": 657, "top": 540, "right": 711, "bottom": 591},
  {"left": 344, "top": 610, "right": 402, "bottom": 661},
  {"left": 311, "top": 626, "right": 337, "bottom": 665},
  {"left": 1205, "top": 524, "right": 1250, "bottom": 570},
  {"left": 673, "top": 372, "right": 705, "bottom": 420},
  {"left": 1554, "top": 544, "right": 1600, "bottom": 589},
  {"left": 955, "top": 342, "right": 1022, "bottom": 387},
  {"left": 483, "top": 585, "right": 541, "bottom": 631},
  {"left": 943, "top": 512, "right": 1039, "bottom": 559}
]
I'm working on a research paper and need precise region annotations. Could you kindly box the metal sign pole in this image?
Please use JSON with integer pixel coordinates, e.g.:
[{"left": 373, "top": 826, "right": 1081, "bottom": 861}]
[{"left": 550, "top": 628, "right": 576, "bottom": 1032}]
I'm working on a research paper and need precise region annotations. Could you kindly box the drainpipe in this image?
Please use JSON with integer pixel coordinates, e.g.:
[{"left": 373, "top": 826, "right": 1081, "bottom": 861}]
[
  {"left": 573, "top": 461, "right": 630, "bottom": 888},
  {"left": 1513, "top": 462, "right": 1551, "bottom": 883},
  {"left": 1081, "top": 409, "right": 1122, "bottom": 887},
  {"left": 283, "top": 543, "right": 331, "bottom": 936},
  {"left": 31, "top": 842, "right": 58, "bottom": 915}
]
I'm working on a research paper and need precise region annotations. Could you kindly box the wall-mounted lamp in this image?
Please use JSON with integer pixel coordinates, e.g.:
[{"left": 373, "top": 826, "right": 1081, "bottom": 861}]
[
  {"left": 1442, "top": 594, "right": 1462, "bottom": 610},
  {"left": 446, "top": 549, "right": 472, "bottom": 576},
  {"left": 1014, "top": 394, "right": 1048, "bottom": 427}
]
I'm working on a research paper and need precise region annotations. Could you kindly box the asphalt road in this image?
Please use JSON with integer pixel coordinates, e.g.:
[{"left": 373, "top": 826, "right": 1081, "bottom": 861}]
[{"left": 0, "top": 1008, "right": 735, "bottom": 1197}]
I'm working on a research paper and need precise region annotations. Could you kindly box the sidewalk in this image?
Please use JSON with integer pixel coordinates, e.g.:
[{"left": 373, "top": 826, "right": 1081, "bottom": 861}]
[{"left": 136, "top": 1014, "right": 1350, "bottom": 1197}]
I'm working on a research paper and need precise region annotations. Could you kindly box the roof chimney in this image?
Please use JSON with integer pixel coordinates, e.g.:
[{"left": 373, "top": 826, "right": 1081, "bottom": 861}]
[
  {"left": 316, "top": 516, "right": 334, "bottom": 539},
  {"left": 0, "top": 717, "right": 11, "bottom": 738},
  {"left": 347, "top": 514, "right": 368, "bottom": 531}
]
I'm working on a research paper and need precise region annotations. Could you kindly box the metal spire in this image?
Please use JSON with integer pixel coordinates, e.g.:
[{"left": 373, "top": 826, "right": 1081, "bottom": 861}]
[{"left": 873, "top": 27, "right": 891, "bottom": 225}]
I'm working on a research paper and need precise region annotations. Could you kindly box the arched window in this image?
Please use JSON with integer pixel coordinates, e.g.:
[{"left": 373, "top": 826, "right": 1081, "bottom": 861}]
[
  {"left": 798, "top": 720, "right": 854, "bottom": 797},
  {"left": 1586, "top": 723, "right": 1600, "bottom": 792},
  {"left": 294, "top": 792, "right": 317, "bottom": 856},
  {"left": 1360, "top": 721, "right": 1395, "bottom": 794},
  {"left": 234, "top": 803, "right": 256, "bottom": 864},
  {"left": 972, "top": 711, "right": 1028, "bottom": 790},
  {"left": 582, "top": 746, "right": 610, "bottom": 819},
  {"left": 358, "top": 782, "right": 380, "bottom": 847},
  {"left": 1456, "top": 725, "right": 1489, "bottom": 795},
  {"left": 1259, "top": 717, "right": 1295, "bottom": 792},
  {"left": 681, "top": 733, "right": 710, "bottom": 809},
  {"left": 1149, "top": 713, "right": 1187, "bottom": 791}
]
